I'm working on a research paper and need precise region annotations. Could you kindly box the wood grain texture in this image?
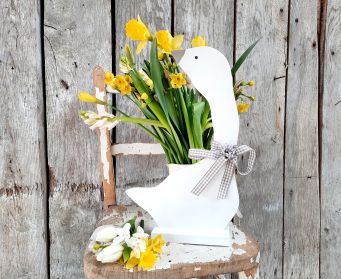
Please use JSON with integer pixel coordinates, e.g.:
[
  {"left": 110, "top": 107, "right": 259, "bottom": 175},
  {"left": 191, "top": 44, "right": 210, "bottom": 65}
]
[
  {"left": 174, "top": 0, "right": 234, "bottom": 62},
  {"left": 44, "top": 0, "right": 111, "bottom": 277},
  {"left": 84, "top": 206, "right": 260, "bottom": 279},
  {"left": 114, "top": 0, "right": 170, "bottom": 205},
  {"left": 235, "top": 1, "right": 288, "bottom": 278},
  {"left": 284, "top": 1, "right": 320, "bottom": 278},
  {"left": 321, "top": 0, "right": 341, "bottom": 277},
  {"left": 0, "top": 0, "right": 47, "bottom": 278}
]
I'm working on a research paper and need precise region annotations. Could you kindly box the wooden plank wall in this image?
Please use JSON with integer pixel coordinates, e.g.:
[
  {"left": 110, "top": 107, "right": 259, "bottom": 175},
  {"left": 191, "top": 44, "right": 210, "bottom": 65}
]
[{"left": 0, "top": 0, "right": 339, "bottom": 278}]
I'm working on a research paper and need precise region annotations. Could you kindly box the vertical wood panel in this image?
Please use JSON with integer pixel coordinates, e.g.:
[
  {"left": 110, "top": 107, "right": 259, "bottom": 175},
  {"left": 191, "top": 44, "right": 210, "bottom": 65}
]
[
  {"left": 284, "top": 1, "right": 320, "bottom": 278},
  {"left": 235, "top": 0, "right": 288, "bottom": 278},
  {"left": 321, "top": 0, "right": 341, "bottom": 277},
  {"left": 174, "top": 2, "right": 234, "bottom": 278},
  {"left": 114, "top": 0, "right": 170, "bottom": 205},
  {"left": 44, "top": 0, "right": 111, "bottom": 277},
  {"left": 0, "top": 0, "right": 47, "bottom": 277}
]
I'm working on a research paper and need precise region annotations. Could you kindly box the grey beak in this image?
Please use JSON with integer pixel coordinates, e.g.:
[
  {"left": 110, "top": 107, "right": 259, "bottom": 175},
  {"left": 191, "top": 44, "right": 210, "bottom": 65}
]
[{"left": 172, "top": 49, "right": 185, "bottom": 64}]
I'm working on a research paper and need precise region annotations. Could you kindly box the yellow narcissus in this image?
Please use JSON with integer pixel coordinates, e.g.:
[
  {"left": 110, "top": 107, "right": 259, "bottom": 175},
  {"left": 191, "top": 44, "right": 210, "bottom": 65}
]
[
  {"left": 104, "top": 72, "right": 115, "bottom": 86},
  {"left": 169, "top": 73, "right": 187, "bottom": 88},
  {"left": 138, "top": 248, "right": 157, "bottom": 270},
  {"left": 126, "top": 16, "right": 151, "bottom": 54},
  {"left": 238, "top": 103, "right": 251, "bottom": 113},
  {"left": 156, "top": 30, "right": 183, "bottom": 54},
  {"left": 191, "top": 36, "right": 208, "bottom": 47}
]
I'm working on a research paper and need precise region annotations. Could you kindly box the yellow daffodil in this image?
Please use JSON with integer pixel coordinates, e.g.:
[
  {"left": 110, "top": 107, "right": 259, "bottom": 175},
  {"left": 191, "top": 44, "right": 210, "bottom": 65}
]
[
  {"left": 78, "top": 91, "right": 107, "bottom": 105},
  {"left": 138, "top": 248, "right": 157, "bottom": 270},
  {"left": 126, "top": 16, "right": 151, "bottom": 54},
  {"left": 156, "top": 30, "right": 183, "bottom": 54},
  {"left": 114, "top": 75, "right": 128, "bottom": 87},
  {"left": 191, "top": 36, "right": 208, "bottom": 47},
  {"left": 238, "top": 103, "right": 250, "bottom": 113},
  {"left": 125, "top": 255, "right": 139, "bottom": 269},
  {"left": 120, "top": 83, "right": 132, "bottom": 95},
  {"left": 169, "top": 73, "right": 187, "bottom": 88},
  {"left": 147, "top": 235, "right": 165, "bottom": 254},
  {"left": 104, "top": 72, "right": 115, "bottom": 86},
  {"left": 125, "top": 75, "right": 133, "bottom": 84}
]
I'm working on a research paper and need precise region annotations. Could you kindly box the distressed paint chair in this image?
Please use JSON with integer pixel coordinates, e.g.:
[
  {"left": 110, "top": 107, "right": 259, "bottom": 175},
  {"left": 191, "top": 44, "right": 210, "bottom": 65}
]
[{"left": 83, "top": 67, "right": 260, "bottom": 279}]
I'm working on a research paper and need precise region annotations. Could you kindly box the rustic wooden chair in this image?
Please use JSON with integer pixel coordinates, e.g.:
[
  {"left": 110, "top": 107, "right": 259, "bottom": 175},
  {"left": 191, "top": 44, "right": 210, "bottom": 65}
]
[{"left": 84, "top": 67, "right": 260, "bottom": 279}]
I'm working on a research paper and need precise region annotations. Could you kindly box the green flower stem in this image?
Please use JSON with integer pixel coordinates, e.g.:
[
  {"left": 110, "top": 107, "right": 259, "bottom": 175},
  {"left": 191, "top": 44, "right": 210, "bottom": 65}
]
[{"left": 113, "top": 116, "right": 164, "bottom": 127}]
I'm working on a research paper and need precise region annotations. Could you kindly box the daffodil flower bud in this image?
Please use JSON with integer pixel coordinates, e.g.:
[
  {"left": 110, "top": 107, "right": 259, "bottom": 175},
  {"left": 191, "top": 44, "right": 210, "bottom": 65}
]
[
  {"left": 95, "top": 226, "right": 117, "bottom": 243},
  {"left": 96, "top": 243, "right": 124, "bottom": 263}
]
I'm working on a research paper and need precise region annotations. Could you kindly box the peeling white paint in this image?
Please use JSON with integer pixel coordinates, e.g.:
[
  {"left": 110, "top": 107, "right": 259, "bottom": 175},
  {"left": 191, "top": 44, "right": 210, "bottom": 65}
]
[
  {"left": 233, "top": 248, "right": 246, "bottom": 255},
  {"left": 194, "top": 267, "right": 201, "bottom": 271},
  {"left": 96, "top": 88, "right": 110, "bottom": 184}
]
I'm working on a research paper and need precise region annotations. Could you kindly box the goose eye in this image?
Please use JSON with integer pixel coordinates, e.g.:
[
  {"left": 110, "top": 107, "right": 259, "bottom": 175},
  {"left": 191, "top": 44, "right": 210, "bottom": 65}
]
[{"left": 195, "top": 56, "right": 198, "bottom": 59}]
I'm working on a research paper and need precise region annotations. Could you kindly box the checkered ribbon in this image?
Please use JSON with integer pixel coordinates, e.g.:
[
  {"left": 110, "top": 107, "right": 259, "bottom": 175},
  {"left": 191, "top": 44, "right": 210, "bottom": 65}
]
[{"left": 188, "top": 141, "right": 256, "bottom": 199}]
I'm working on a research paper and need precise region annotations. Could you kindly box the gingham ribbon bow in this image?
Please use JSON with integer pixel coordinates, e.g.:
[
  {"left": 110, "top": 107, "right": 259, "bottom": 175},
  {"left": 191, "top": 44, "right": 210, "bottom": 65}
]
[{"left": 188, "top": 141, "right": 256, "bottom": 199}]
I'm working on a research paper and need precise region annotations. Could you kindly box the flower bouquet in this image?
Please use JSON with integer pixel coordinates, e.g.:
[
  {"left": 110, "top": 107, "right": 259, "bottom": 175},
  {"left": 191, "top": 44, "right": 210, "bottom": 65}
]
[
  {"left": 79, "top": 16, "right": 257, "bottom": 164},
  {"left": 89, "top": 218, "right": 165, "bottom": 270}
]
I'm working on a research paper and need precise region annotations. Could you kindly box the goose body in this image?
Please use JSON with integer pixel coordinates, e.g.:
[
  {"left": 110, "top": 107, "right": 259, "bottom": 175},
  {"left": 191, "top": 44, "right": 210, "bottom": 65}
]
[{"left": 126, "top": 47, "right": 240, "bottom": 246}]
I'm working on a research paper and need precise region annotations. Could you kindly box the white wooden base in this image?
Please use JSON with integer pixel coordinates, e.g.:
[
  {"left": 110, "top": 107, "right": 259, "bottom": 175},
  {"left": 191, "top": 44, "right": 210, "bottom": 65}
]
[{"left": 151, "top": 225, "right": 232, "bottom": 246}]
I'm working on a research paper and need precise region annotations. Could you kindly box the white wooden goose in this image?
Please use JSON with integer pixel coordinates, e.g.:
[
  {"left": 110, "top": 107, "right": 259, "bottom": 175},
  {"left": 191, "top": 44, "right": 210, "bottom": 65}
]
[{"left": 126, "top": 47, "right": 242, "bottom": 246}]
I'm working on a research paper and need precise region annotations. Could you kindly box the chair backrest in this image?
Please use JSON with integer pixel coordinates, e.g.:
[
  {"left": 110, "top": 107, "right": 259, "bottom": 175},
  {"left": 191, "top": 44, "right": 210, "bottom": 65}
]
[{"left": 93, "top": 67, "right": 164, "bottom": 210}]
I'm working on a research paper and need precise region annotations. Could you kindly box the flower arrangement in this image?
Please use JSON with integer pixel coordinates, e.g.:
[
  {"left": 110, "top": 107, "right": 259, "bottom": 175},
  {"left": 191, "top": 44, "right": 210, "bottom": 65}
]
[
  {"left": 79, "top": 16, "right": 257, "bottom": 164},
  {"left": 89, "top": 217, "right": 165, "bottom": 270}
]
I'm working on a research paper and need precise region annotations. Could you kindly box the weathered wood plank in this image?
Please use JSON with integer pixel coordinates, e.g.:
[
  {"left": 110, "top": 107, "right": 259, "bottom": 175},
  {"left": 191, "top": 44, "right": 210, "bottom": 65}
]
[
  {"left": 284, "top": 1, "right": 320, "bottom": 278},
  {"left": 174, "top": 2, "right": 234, "bottom": 278},
  {"left": 44, "top": 0, "right": 111, "bottom": 277},
  {"left": 174, "top": 0, "right": 234, "bottom": 61},
  {"left": 0, "top": 0, "right": 47, "bottom": 277},
  {"left": 114, "top": 0, "right": 170, "bottom": 205},
  {"left": 235, "top": 1, "right": 288, "bottom": 278},
  {"left": 321, "top": 0, "right": 341, "bottom": 277}
]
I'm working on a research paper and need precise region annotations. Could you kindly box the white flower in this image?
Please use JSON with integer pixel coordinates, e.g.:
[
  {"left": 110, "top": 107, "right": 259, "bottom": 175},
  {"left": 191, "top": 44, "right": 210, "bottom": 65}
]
[
  {"left": 126, "top": 236, "right": 147, "bottom": 258},
  {"left": 133, "top": 226, "right": 149, "bottom": 239},
  {"left": 80, "top": 110, "right": 120, "bottom": 130},
  {"left": 95, "top": 226, "right": 117, "bottom": 243},
  {"left": 112, "top": 223, "right": 131, "bottom": 244},
  {"left": 96, "top": 242, "right": 124, "bottom": 263}
]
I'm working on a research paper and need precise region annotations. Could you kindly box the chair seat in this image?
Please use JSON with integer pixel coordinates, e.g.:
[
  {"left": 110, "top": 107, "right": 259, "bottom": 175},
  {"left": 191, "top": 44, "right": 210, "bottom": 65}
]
[{"left": 84, "top": 205, "right": 260, "bottom": 279}]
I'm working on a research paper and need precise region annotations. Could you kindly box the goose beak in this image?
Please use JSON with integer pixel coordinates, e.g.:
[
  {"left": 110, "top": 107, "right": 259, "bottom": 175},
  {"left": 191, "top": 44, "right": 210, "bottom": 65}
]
[{"left": 172, "top": 49, "right": 185, "bottom": 64}]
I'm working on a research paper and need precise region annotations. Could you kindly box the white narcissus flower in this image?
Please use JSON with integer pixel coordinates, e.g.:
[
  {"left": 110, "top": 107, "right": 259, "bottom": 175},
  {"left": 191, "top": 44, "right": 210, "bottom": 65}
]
[
  {"left": 95, "top": 226, "right": 117, "bottom": 243},
  {"left": 126, "top": 236, "right": 147, "bottom": 258},
  {"left": 112, "top": 223, "right": 131, "bottom": 244},
  {"left": 96, "top": 243, "right": 124, "bottom": 263},
  {"left": 80, "top": 110, "right": 120, "bottom": 131},
  {"left": 133, "top": 226, "right": 149, "bottom": 239}
]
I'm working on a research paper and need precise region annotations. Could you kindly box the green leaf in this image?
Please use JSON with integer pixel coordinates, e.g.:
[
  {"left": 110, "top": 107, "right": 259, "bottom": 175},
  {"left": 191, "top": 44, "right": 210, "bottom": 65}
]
[
  {"left": 114, "top": 116, "right": 165, "bottom": 127},
  {"left": 192, "top": 102, "right": 205, "bottom": 148},
  {"left": 139, "top": 219, "right": 144, "bottom": 230},
  {"left": 231, "top": 39, "right": 260, "bottom": 76},
  {"left": 150, "top": 39, "right": 169, "bottom": 117},
  {"left": 122, "top": 246, "right": 132, "bottom": 263}
]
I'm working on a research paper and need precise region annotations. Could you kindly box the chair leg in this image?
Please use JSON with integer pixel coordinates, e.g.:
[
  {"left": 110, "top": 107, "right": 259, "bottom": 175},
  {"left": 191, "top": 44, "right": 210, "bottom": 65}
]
[{"left": 238, "top": 265, "right": 259, "bottom": 279}]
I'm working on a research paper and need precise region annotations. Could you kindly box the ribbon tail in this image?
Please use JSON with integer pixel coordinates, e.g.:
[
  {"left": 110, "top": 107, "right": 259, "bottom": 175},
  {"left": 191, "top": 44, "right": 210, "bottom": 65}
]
[
  {"left": 217, "top": 161, "right": 235, "bottom": 199},
  {"left": 191, "top": 157, "right": 226, "bottom": 196}
]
